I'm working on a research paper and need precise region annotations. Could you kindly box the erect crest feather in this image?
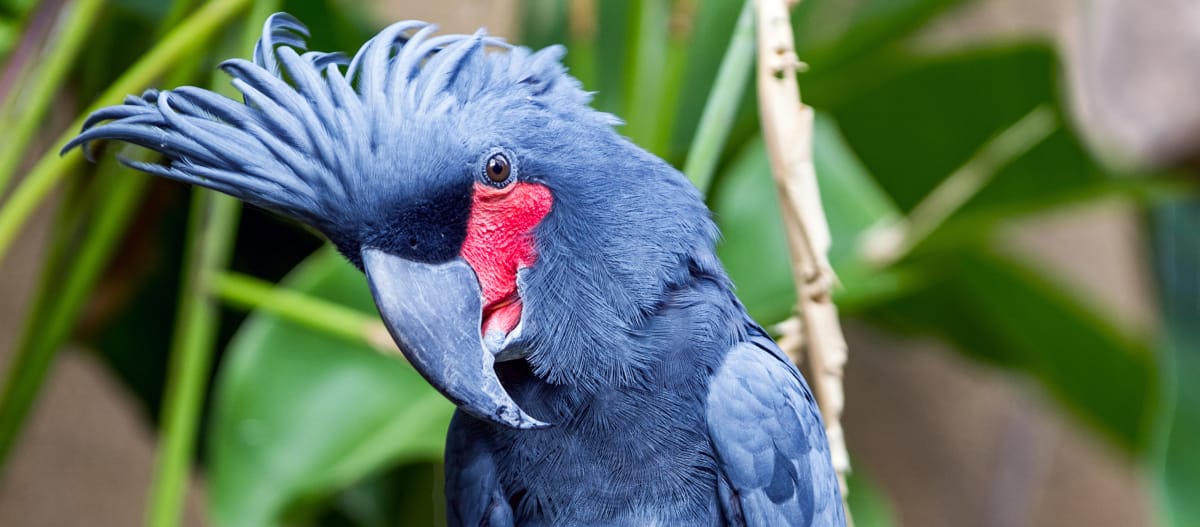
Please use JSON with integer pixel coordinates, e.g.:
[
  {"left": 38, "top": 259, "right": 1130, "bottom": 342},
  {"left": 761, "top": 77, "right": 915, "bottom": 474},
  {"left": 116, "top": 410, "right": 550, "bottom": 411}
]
[{"left": 62, "top": 12, "right": 591, "bottom": 236}]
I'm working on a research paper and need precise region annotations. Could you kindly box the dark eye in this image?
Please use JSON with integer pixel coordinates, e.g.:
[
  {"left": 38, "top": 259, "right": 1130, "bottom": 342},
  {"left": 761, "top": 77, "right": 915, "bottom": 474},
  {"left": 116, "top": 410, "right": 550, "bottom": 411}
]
[{"left": 485, "top": 153, "right": 511, "bottom": 184}]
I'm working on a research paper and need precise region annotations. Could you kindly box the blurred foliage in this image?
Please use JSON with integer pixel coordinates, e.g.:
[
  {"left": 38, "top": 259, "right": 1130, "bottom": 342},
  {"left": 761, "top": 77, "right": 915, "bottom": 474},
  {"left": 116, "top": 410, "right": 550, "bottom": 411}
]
[
  {"left": 0, "top": 0, "right": 1194, "bottom": 526},
  {"left": 1150, "top": 202, "right": 1200, "bottom": 527},
  {"left": 210, "top": 248, "right": 452, "bottom": 527}
]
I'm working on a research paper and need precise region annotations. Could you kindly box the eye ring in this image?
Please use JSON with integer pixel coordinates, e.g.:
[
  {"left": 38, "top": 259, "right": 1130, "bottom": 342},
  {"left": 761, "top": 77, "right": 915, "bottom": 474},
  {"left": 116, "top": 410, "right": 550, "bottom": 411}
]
[{"left": 484, "top": 152, "right": 513, "bottom": 186}]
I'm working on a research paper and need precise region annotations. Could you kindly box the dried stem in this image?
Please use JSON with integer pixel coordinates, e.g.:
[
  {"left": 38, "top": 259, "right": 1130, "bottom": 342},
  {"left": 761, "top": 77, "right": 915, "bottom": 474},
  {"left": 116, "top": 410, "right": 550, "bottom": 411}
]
[{"left": 753, "top": 0, "right": 852, "bottom": 518}]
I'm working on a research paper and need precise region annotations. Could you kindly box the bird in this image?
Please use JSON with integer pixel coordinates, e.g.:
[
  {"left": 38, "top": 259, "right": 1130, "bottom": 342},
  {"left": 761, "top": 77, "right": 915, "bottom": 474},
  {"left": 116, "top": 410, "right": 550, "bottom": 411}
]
[{"left": 63, "top": 12, "right": 846, "bottom": 526}]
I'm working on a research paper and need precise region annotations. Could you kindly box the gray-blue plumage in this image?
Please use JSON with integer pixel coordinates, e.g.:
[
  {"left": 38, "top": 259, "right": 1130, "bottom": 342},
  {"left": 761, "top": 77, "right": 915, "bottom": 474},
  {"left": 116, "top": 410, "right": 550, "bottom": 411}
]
[
  {"left": 708, "top": 337, "right": 844, "bottom": 526},
  {"left": 63, "top": 13, "right": 845, "bottom": 526}
]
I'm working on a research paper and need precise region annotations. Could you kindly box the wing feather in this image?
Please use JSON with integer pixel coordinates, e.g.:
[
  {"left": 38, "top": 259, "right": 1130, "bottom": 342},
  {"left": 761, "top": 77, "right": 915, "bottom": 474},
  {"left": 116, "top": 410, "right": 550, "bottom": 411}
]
[
  {"left": 445, "top": 412, "right": 513, "bottom": 527},
  {"left": 706, "top": 336, "right": 845, "bottom": 527}
]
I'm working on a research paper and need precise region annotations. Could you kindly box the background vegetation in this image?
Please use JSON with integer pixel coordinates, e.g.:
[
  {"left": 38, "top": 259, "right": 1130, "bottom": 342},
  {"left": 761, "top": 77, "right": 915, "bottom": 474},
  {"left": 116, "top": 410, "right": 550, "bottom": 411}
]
[{"left": 0, "top": 0, "right": 1195, "bottom": 526}]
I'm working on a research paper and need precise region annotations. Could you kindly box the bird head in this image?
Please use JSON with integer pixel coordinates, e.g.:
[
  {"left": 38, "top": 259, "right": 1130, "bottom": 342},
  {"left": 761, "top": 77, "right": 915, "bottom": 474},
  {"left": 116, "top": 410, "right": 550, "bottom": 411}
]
[{"left": 64, "top": 13, "right": 721, "bottom": 428}]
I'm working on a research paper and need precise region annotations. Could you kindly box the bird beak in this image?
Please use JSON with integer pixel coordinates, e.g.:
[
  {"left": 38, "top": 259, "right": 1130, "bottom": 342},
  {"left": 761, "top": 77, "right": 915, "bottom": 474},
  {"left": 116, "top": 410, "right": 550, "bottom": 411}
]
[{"left": 361, "top": 247, "right": 549, "bottom": 429}]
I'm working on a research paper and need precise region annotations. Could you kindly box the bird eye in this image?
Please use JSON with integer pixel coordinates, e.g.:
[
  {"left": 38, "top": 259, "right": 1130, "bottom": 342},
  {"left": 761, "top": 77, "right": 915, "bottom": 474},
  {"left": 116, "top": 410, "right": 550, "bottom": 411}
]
[{"left": 485, "top": 153, "right": 512, "bottom": 185}]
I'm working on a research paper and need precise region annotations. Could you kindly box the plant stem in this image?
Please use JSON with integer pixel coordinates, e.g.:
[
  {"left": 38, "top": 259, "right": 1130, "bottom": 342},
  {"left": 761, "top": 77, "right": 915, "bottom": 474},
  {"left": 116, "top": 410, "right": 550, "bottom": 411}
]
[
  {"left": 146, "top": 191, "right": 240, "bottom": 527},
  {"left": 0, "top": 0, "right": 253, "bottom": 266},
  {"left": 0, "top": 154, "right": 149, "bottom": 467},
  {"left": 592, "top": 0, "right": 631, "bottom": 114},
  {"left": 0, "top": 0, "right": 66, "bottom": 117},
  {"left": 214, "top": 271, "right": 398, "bottom": 354},
  {"left": 754, "top": 0, "right": 851, "bottom": 517},
  {"left": 623, "top": 0, "right": 671, "bottom": 154},
  {"left": 682, "top": 0, "right": 754, "bottom": 195},
  {"left": 0, "top": 0, "right": 106, "bottom": 193},
  {"left": 145, "top": 3, "right": 273, "bottom": 524},
  {"left": 0, "top": 0, "right": 207, "bottom": 472}
]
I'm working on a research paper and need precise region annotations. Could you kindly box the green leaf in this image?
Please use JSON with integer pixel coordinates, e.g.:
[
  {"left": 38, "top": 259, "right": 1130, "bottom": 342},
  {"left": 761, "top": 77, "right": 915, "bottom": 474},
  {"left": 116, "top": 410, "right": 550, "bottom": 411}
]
[
  {"left": 519, "top": 0, "right": 570, "bottom": 50},
  {"left": 113, "top": 0, "right": 173, "bottom": 22},
  {"left": 622, "top": 0, "right": 674, "bottom": 154},
  {"left": 1149, "top": 200, "right": 1200, "bottom": 527},
  {"left": 847, "top": 470, "right": 898, "bottom": 527},
  {"left": 282, "top": 0, "right": 375, "bottom": 52},
  {"left": 828, "top": 44, "right": 1059, "bottom": 211},
  {"left": 713, "top": 113, "right": 903, "bottom": 324},
  {"left": 794, "top": 0, "right": 970, "bottom": 75},
  {"left": 209, "top": 247, "right": 454, "bottom": 527},
  {"left": 667, "top": 0, "right": 745, "bottom": 163},
  {"left": 0, "top": 0, "right": 33, "bottom": 18},
  {"left": 682, "top": 0, "right": 755, "bottom": 193},
  {"left": 867, "top": 249, "right": 1154, "bottom": 452},
  {"left": 0, "top": 17, "right": 15, "bottom": 58},
  {"left": 668, "top": 0, "right": 973, "bottom": 170},
  {"left": 712, "top": 135, "right": 794, "bottom": 324},
  {"left": 591, "top": 0, "right": 632, "bottom": 115},
  {"left": 914, "top": 177, "right": 1186, "bottom": 258}
]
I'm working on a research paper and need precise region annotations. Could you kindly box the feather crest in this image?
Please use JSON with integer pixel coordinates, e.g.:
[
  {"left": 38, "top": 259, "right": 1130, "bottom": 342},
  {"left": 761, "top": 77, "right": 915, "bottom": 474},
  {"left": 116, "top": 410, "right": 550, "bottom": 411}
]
[{"left": 62, "top": 12, "right": 585, "bottom": 238}]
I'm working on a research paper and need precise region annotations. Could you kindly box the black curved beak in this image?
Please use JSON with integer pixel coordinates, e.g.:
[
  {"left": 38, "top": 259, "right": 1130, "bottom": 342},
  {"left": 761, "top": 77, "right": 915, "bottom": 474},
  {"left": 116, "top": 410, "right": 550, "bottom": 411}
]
[{"left": 361, "top": 248, "right": 548, "bottom": 429}]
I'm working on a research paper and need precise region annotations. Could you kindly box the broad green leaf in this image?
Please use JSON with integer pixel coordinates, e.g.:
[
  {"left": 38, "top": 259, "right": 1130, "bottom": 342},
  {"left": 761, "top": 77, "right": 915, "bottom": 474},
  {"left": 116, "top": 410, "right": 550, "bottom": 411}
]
[
  {"left": 822, "top": 43, "right": 1176, "bottom": 259},
  {"left": 669, "top": 0, "right": 973, "bottom": 171},
  {"left": 794, "top": 0, "right": 970, "bottom": 75},
  {"left": 209, "top": 247, "right": 454, "bottom": 527},
  {"left": 1150, "top": 201, "right": 1200, "bottom": 527},
  {"left": 829, "top": 44, "right": 1057, "bottom": 211},
  {"left": 713, "top": 113, "right": 903, "bottom": 324},
  {"left": 913, "top": 177, "right": 1187, "bottom": 258},
  {"left": 866, "top": 249, "right": 1154, "bottom": 451},
  {"left": 713, "top": 135, "right": 794, "bottom": 324},
  {"left": 961, "top": 127, "right": 1099, "bottom": 209}
]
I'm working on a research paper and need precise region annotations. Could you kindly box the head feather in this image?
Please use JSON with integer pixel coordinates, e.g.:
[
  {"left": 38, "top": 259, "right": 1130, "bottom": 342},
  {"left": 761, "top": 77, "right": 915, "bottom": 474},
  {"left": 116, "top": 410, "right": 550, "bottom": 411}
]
[
  {"left": 63, "top": 12, "right": 717, "bottom": 390},
  {"left": 62, "top": 12, "right": 590, "bottom": 238}
]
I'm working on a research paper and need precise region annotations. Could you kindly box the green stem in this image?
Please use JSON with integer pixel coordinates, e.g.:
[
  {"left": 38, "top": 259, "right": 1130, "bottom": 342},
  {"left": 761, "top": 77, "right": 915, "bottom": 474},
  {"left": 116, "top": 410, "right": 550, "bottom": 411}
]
[
  {"left": 592, "top": 0, "right": 631, "bottom": 114},
  {"left": 0, "top": 154, "right": 149, "bottom": 467},
  {"left": 145, "top": 3, "right": 274, "bottom": 525},
  {"left": 214, "top": 271, "right": 390, "bottom": 352},
  {"left": 0, "top": 0, "right": 212, "bottom": 473},
  {"left": 0, "top": 0, "right": 106, "bottom": 193},
  {"left": 682, "top": 0, "right": 754, "bottom": 195},
  {"left": 161, "top": 0, "right": 204, "bottom": 30},
  {"left": 146, "top": 192, "right": 241, "bottom": 527},
  {"left": 0, "top": 0, "right": 253, "bottom": 265},
  {"left": 622, "top": 0, "right": 671, "bottom": 154},
  {"left": 0, "top": 0, "right": 40, "bottom": 18}
]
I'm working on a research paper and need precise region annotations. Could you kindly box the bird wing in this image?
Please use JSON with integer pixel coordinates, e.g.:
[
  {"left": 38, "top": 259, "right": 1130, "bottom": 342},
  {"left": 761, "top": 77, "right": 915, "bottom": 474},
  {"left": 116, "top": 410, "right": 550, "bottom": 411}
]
[
  {"left": 444, "top": 411, "right": 513, "bottom": 527},
  {"left": 706, "top": 334, "right": 844, "bottom": 527}
]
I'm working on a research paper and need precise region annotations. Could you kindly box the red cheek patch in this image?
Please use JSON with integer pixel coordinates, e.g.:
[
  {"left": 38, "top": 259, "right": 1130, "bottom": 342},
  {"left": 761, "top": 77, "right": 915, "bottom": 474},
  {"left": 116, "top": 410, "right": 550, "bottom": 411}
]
[{"left": 460, "top": 182, "right": 553, "bottom": 336}]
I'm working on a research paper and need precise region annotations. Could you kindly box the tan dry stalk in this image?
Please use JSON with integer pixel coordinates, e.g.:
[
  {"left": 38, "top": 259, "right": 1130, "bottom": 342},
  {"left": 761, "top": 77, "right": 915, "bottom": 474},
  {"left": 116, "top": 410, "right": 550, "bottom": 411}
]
[{"left": 753, "top": 0, "right": 853, "bottom": 519}]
